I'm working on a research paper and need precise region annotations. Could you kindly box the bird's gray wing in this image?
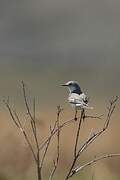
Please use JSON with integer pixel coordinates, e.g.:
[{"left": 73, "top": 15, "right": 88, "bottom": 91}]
[
  {"left": 69, "top": 93, "right": 93, "bottom": 109},
  {"left": 68, "top": 93, "right": 87, "bottom": 105}
]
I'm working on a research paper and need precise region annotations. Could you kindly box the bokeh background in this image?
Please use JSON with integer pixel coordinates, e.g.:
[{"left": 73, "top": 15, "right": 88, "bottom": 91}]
[{"left": 0, "top": 0, "right": 120, "bottom": 179}]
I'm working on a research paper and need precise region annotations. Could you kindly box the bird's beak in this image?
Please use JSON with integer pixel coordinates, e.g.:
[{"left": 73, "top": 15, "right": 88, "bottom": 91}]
[{"left": 61, "top": 84, "right": 67, "bottom": 86}]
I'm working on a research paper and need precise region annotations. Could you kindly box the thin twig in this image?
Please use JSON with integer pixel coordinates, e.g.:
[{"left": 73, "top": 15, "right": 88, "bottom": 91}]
[
  {"left": 39, "top": 113, "right": 102, "bottom": 152},
  {"left": 78, "top": 96, "right": 118, "bottom": 156},
  {"left": 49, "top": 160, "right": 56, "bottom": 180},
  {"left": 56, "top": 106, "right": 61, "bottom": 164},
  {"left": 49, "top": 106, "right": 62, "bottom": 180},
  {"left": 40, "top": 116, "right": 57, "bottom": 169},
  {"left": 3, "top": 100, "right": 20, "bottom": 128},
  {"left": 74, "top": 109, "right": 78, "bottom": 121},
  {"left": 33, "top": 97, "right": 37, "bottom": 136},
  {"left": 22, "top": 82, "right": 40, "bottom": 155},
  {"left": 74, "top": 109, "right": 84, "bottom": 157},
  {"left": 22, "top": 81, "right": 35, "bottom": 131},
  {"left": 64, "top": 96, "right": 118, "bottom": 179},
  {"left": 22, "top": 82, "right": 40, "bottom": 148},
  {"left": 4, "top": 101, "right": 37, "bottom": 162},
  {"left": 39, "top": 117, "right": 75, "bottom": 151},
  {"left": 85, "top": 114, "right": 103, "bottom": 120},
  {"left": 70, "top": 153, "right": 120, "bottom": 177},
  {"left": 65, "top": 109, "right": 84, "bottom": 180},
  {"left": 21, "top": 82, "right": 42, "bottom": 180}
]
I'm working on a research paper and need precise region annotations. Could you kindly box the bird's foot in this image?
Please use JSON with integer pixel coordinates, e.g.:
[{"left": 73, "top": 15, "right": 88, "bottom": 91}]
[
  {"left": 74, "top": 117, "right": 77, "bottom": 121},
  {"left": 74, "top": 109, "right": 78, "bottom": 121}
]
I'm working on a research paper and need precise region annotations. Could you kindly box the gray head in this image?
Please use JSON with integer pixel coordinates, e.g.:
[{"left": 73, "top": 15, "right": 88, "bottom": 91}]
[{"left": 62, "top": 81, "right": 82, "bottom": 95}]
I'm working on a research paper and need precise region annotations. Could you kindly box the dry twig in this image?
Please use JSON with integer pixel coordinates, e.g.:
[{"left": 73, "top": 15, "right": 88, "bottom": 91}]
[
  {"left": 65, "top": 109, "right": 85, "bottom": 180},
  {"left": 64, "top": 96, "right": 119, "bottom": 179},
  {"left": 49, "top": 106, "right": 62, "bottom": 180},
  {"left": 70, "top": 153, "right": 120, "bottom": 177}
]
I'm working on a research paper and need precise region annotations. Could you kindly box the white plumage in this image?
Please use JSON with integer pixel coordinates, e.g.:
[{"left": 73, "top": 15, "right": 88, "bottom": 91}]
[
  {"left": 68, "top": 93, "right": 92, "bottom": 109},
  {"left": 62, "top": 81, "right": 93, "bottom": 110}
]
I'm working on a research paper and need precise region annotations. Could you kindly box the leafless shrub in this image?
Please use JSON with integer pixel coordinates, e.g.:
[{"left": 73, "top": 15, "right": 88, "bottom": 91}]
[{"left": 3, "top": 82, "right": 120, "bottom": 180}]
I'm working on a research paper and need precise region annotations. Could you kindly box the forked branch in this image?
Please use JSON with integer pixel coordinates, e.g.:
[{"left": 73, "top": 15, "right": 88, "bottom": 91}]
[
  {"left": 49, "top": 106, "right": 62, "bottom": 180},
  {"left": 64, "top": 96, "right": 119, "bottom": 179},
  {"left": 70, "top": 153, "right": 120, "bottom": 177},
  {"left": 4, "top": 82, "right": 119, "bottom": 180}
]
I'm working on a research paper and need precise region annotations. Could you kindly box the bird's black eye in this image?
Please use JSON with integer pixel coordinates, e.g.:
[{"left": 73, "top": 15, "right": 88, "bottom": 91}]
[{"left": 69, "top": 83, "right": 72, "bottom": 85}]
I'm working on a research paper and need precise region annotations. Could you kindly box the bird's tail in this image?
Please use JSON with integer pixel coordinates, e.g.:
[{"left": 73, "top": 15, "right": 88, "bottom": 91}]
[{"left": 84, "top": 106, "right": 93, "bottom": 110}]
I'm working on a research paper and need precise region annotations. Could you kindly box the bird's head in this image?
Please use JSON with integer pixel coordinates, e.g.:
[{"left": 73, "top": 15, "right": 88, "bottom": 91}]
[{"left": 62, "top": 81, "right": 82, "bottom": 95}]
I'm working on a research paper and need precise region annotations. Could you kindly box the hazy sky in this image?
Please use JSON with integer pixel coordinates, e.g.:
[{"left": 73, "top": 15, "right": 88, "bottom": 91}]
[
  {"left": 0, "top": 0, "right": 120, "bottom": 55},
  {"left": 0, "top": 0, "right": 120, "bottom": 110}
]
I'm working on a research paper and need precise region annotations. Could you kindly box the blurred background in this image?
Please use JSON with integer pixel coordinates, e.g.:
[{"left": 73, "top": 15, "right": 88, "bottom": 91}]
[{"left": 0, "top": 0, "right": 120, "bottom": 179}]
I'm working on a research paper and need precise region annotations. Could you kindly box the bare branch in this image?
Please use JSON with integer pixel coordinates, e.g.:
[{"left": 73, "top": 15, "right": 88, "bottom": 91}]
[
  {"left": 22, "top": 82, "right": 40, "bottom": 151},
  {"left": 3, "top": 100, "right": 20, "bottom": 128},
  {"left": 64, "top": 96, "right": 118, "bottom": 179},
  {"left": 84, "top": 114, "right": 103, "bottom": 120},
  {"left": 4, "top": 81, "right": 119, "bottom": 180},
  {"left": 4, "top": 100, "right": 37, "bottom": 163},
  {"left": 74, "top": 109, "right": 84, "bottom": 157},
  {"left": 70, "top": 153, "right": 120, "bottom": 177},
  {"left": 64, "top": 109, "right": 84, "bottom": 180},
  {"left": 22, "top": 82, "right": 42, "bottom": 180},
  {"left": 33, "top": 97, "right": 37, "bottom": 135},
  {"left": 49, "top": 160, "right": 56, "bottom": 180},
  {"left": 74, "top": 109, "right": 78, "bottom": 121},
  {"left": 21, "top": 81, "right": 35, "bottom": 126},
  {"left": 56, "top": 105, "right": 61, "bottom": 164},
  {"left": 78, "top": 96, "right": 118, "bottom": 156},
  {"left": 39, "top": 117, "right": 75, "bottom": 151},
  {"left": 40, "top": 116, "right": 57, "bottom": 169},
  {"left": 22, "top": 81, "right": 40, "bottom": 149},
  {"left": 48, "top": 105, "right": 62, "bottom": 180}
]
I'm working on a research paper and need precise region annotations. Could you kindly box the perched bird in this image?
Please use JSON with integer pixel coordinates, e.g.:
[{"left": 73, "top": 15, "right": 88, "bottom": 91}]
[{"left": 62, "top": 81, "right": 93, "bottom": 120}]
